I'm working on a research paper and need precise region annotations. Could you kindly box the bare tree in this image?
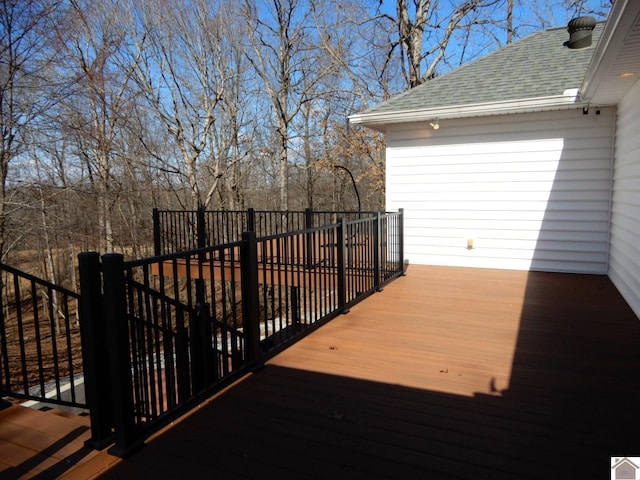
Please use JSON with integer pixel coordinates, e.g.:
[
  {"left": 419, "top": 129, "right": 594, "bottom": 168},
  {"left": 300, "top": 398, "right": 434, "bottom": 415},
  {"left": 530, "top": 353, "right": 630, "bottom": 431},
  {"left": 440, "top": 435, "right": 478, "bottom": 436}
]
[
  {"left": 308, "top": 1, "right": 399, "bottom": 210},
  {"left": 243, "top": 0, "right": 319, "bottom": 211},
  {"left": 204, "top": 5, "right": 257, "bottom": 211},
  {"left": 569, "top": 0, "right": 612, "bottom": 18},
  {"left": 507, "top": 0, "right": 514, "bottom": 43},
  {"left": 382, "top": 0, "right": 504, "bottom": 88},
  {"left": 0, "top": 0, "right": 61, "bottom": 260},
  {"left": 55, "top": 0, "right": 138, "bottom": 253},
  {"left": 124, "top": 0, "right": 233, "bottom": 211},
  {"left": 505, "top": 1, "right": 609, "bottom": 41}
]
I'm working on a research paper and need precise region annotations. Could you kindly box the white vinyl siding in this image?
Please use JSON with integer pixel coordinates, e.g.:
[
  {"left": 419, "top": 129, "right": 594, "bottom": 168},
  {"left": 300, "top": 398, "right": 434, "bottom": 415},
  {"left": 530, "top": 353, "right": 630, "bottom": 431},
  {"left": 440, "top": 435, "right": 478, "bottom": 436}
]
[
  {"left": 386, "top": 109, "right": 614, "bottom": 274},
  {"left": 609, "top": 80, "right": 640, "bottom": 318}
]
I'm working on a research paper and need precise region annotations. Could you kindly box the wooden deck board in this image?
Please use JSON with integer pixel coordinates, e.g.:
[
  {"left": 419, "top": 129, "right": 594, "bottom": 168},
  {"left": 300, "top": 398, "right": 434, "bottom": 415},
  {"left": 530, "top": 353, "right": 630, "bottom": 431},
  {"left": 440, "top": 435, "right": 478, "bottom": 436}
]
[
  {"left": 30, "top": 266, "right": 640, "bottom": 478},
  {"left": 0, "top": 405, "right": 100, "bottom": 479}
]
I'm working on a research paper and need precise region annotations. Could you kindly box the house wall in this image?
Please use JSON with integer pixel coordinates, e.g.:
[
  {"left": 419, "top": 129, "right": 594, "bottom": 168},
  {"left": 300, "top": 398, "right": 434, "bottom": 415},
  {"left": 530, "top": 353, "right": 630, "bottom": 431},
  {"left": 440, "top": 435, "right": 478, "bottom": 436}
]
[
  {"left": 609, "top": 79, "right": 640, "bottom": 319},
  {"left": 386, "top": 108, "right": 615, "bottom": 274}
]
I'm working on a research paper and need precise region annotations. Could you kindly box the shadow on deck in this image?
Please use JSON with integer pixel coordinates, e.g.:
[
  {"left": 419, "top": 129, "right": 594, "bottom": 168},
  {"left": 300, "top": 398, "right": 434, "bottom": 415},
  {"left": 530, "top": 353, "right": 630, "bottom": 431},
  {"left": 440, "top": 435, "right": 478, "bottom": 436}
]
[
  {"left": 65, "top": 266, "right": 640, "bottom": 478},
  {"left": 0, "top": 405, "right": 99, "bottom": 479}
]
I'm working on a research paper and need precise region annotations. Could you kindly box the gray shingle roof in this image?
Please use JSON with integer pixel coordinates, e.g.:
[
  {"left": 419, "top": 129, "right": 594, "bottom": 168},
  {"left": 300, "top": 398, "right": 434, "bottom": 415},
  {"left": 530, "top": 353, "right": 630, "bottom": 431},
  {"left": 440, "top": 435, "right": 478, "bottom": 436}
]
[{"left": 356, "top": 23, "right": 604, "bottom": 118}]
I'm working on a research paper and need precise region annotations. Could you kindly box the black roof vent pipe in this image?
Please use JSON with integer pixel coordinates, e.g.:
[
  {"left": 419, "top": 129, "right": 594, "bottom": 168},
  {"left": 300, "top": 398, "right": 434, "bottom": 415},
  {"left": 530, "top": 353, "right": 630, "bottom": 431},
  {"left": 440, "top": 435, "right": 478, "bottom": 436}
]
[{"left": 566, "top": 16, "right": 597, "bottom": 49}]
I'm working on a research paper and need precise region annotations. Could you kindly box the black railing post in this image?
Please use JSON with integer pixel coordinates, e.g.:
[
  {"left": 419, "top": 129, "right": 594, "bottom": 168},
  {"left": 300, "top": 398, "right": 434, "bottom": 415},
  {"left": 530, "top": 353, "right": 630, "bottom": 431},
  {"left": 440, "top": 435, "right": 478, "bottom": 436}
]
[
  {"left": 247, "top": 208, "right": 256, "bottom": 234},
  {"left": 304, "top": 207, "right": 313, "bottom": 229},
  {"left": 196, "top": 208, "right": 207, "bottom": 304},
  {"left": 77, "top": 252, "right": 113, "bottom": 449},
  {"left": 241, "top": 231, "right": 262, "bottom": 369},
  {"left": 197, "top": 207, "right": 207, "bottom": 249},
  {"left": 152, "top": 208, "right": 161, "bottom": 256},
  {"left": 291, "top": 286, "right": 300, "bottom": 328},
  {"left": 0, "top": 276, "right": 7, "bottom": 404},
  {"left": 337, "top": 218, "right": 348, "bottom": 313},
  {"left": 305, "top": 208, "right": 313, "bottom": 269},
  {"left": 398, "top": 208, "right": 406, "bottom": 275},
  {"left": 101, "top": 253, "right": 140, "bottom": 457},
  {"left": 174, "top": 311, "right": 191, "bottom": 402},
  {"left": 374, "top": 212, "right": 382, "bottom": 292},
  {"left": 190, "top": 302, "right": 214, "bottom": 393}
]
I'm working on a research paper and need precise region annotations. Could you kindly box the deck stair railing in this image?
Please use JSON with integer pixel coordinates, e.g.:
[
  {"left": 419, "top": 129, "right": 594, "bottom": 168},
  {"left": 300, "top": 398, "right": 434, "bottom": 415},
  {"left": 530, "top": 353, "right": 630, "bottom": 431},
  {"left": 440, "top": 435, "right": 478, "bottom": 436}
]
[
  {"left": 74, "top": 209, "right": 404, "bottom": 457},
  {"left": 0, "top": 263, "right": 86, "bottom": 411}
]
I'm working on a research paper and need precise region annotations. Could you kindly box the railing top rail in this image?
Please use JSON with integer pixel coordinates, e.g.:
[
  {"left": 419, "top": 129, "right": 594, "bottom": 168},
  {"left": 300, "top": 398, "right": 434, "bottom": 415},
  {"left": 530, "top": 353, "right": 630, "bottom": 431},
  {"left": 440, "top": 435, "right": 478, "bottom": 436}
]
[
  {"left": 154, "top": 208, "right": 386, "bottom": 215},
  {"left": 311, "top": 210, "right": 378, "bottom": 215},
  {"left": 123, "top": 239, "right": 243, "bottom": 268},
  {"left": 0, "top": 262, "right": 80, "bottom": 299},
  {"left": 155, "top": 209, "right": 203, "bottom": 213},
  {"left": 342, "top": 210, "right": 397, "bottom": 221},
  {"left": 124, "top": 276, "right": 230, "bottom": 333},
  {"left": 255, "top": 222, "right": 339, "bottom": 242}
]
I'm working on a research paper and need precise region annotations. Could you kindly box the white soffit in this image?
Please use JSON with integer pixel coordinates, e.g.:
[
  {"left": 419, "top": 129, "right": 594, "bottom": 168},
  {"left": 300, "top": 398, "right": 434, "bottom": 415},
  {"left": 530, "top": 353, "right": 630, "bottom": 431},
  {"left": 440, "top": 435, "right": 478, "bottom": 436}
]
[{"left": 581, "top": 0, "right": 640, "bottom": 105}]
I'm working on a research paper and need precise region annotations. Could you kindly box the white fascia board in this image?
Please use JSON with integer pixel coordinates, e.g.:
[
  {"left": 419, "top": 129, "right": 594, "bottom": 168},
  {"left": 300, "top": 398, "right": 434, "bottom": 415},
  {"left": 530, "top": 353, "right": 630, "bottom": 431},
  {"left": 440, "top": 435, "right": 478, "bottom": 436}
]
[
  {"left": 581, "top": 0, "right": 640, "bottom": 102},
  {"left": 349, "top": 92, "right": 584, "bottom": 131}
]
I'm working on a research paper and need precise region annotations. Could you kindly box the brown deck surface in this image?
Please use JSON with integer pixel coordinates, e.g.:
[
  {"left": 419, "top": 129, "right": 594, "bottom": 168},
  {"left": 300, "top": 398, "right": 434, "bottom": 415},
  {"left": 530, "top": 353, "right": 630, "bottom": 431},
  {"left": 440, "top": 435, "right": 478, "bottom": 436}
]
[
  {"left": 0, "top": 404, "right": 99, "bottom": 479},
  {"left": 7, "top": 265, "right": 640, "bottom": 479}
]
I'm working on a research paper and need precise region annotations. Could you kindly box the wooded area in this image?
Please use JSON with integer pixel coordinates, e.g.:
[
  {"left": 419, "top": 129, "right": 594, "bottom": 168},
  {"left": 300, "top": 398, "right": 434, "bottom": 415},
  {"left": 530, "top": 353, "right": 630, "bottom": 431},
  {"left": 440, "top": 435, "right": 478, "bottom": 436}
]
[{"left": 0, "top": 0, "right": 609, "bottom": 289}]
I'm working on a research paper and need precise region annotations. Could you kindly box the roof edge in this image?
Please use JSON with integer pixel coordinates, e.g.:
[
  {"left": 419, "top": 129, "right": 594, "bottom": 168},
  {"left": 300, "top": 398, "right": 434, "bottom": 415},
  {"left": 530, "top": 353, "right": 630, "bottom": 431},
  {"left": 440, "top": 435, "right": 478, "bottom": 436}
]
[{"left": 349, "top": 91, "right": 583, "bottom": 131}]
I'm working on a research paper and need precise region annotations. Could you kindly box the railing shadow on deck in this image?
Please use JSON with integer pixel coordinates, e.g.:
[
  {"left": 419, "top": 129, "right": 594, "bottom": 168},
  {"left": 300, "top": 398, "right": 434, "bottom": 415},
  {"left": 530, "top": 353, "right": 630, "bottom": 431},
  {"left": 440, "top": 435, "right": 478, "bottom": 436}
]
[
  {"left": 3, "top": 424, "right": 93, "bottom": 480},
  {"left": 77, "top": 210, "right": 405, "bottom": 457}
]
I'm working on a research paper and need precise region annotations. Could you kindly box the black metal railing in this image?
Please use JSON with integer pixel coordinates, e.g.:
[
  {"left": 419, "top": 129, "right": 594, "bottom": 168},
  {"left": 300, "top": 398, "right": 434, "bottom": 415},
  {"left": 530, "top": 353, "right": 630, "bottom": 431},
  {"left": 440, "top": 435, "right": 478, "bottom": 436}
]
[
  {"left": 77, "top": 209, "right": 404, "bottom": 456},
  {"left": 153, "top": 208, "right": 380, "bottom": 256},
  {"left": 255, "top": 224, "right": 341, "bottom": 355},
  {"left": 0, "top": 263, "right": 85, "bottom": 409},
  {"left": 78, "top": 242, "right": 248, "bottom": 455}
]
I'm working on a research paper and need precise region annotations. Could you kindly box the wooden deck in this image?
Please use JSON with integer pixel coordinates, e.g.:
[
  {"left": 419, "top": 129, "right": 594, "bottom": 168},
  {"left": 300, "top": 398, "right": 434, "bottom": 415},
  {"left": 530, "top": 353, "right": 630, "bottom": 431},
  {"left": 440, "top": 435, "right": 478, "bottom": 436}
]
[{"left": 5, "top": 265, "right": 640, "bottom": 479}]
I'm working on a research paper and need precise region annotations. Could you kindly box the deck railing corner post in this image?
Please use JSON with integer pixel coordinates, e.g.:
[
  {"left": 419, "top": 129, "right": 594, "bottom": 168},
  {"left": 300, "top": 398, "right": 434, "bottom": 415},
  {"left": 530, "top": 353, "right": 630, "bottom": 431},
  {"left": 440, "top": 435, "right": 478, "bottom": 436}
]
[
  {"left": 398, "top": 208, "right": 406, "bottom": 275},
  {"left": 247, "top": 208, "right": 256, "bottom": 233},
  {"left": 241, "top": 231, "right": 262, "bottom": 369},
  {"left": 197, "top": 206, "right": 207, "bottom": 249},
  {"left": 77, "top": 251, "right": 114, "bottom": 449},
  {"left": 152, "top": 208, "right": 161, "bottom": 256},
  {"left": 190, "top": 302, "right": 214, "bottom": 392},
  {"left": 101, "top": 253, "right": 140, "bottom": 458},
  {"left": 304, "top": 208, "right": 313, "bottom": 269},
  {"left": 337, "top": 217, "right": 348, "bottom": 313},
  {"left": 375, "top": 212, "right": 382, "bottom": 291},
  {"left": 305, "top": 207, "right": 313, "bottom": 228}
]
